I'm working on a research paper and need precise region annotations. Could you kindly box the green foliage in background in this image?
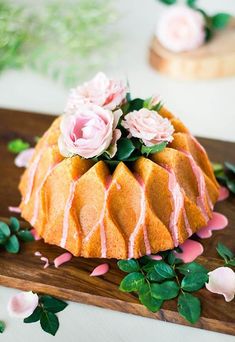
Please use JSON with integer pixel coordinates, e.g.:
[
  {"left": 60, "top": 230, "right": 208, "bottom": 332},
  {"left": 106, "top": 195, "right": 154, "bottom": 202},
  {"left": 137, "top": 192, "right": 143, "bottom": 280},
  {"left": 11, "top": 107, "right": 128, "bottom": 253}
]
[{"left": 0, "top": 0, "right": 118, "bottom": 86}]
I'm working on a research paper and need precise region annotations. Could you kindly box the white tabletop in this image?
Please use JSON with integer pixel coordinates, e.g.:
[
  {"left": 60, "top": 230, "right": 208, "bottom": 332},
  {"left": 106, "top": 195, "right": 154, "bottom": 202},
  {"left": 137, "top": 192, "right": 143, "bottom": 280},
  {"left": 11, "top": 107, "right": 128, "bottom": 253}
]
[{"left": 0, "top": 0, "right": 235, "bottom": 341}]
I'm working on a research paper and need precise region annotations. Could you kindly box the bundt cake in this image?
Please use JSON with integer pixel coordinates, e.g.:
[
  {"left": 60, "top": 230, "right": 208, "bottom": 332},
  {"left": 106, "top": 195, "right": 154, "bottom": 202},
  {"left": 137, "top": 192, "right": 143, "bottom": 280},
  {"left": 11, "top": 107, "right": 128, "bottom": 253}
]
[{"left": 19, "top": 73, "right": 219, "bottom": 259}]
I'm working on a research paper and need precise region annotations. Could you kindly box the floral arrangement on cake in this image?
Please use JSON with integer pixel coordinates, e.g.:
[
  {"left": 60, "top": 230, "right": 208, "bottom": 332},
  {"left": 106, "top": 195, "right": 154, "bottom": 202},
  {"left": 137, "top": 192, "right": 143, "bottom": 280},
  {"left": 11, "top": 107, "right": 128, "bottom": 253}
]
[{"left": 58, "top": 72, "right": 174, "bottom": 162}]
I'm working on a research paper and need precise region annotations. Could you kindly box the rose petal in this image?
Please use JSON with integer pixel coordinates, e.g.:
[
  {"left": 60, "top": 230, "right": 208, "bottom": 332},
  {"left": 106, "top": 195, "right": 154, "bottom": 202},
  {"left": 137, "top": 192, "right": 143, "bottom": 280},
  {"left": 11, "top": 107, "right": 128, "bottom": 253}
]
[
  {"left": 206, "top": 267, "right": 235, "bottom": 302},
  {"left": 149, "top": 254, "right": 162, "bottom": 261},
  {"left": 8, "top": 206, "right": 21, "bottom": 214},
  {"left": 7, "top": 291, "right": 38, "bottom": 318},
  {"left": 197, "top": 212, "right": 228, "bottom": 239},
  {"left": 40, "top": 257, "right": 50, "bottom": 269},
  {"left": 218, "top": 186, "right": 230, "bottom": 201},
  {"left": 54, "top": 252, "right": 72, "bottom": 268},
  {"left": 14, "top": 148, "right": 35, "bottom": 168},
  {"left": 90, "top": 263, "right": 109, "bottom": 277},
  {"left": 174, "top": 239, "right": 204, "bottom": 263}
]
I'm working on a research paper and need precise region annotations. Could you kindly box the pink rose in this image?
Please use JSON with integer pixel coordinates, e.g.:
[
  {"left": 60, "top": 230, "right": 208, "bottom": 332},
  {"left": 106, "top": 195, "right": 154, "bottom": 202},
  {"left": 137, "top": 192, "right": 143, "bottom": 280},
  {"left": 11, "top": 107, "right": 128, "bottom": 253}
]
[
  {"left": 65, "top": 72, "right": 127, "bottom": 113},
  {"left": 206, "top": 267, "right": 235, "bottom": 302},
  {"left": 7, "top": 291, "right": 39, "bottom": 318},
  {"left": 58, "top": 104, "right": 122, "bottom": 159},
  {"left": 122, "top": 108, "right": 174, "bottom": 146},
  {"left": 156, "top": 5, "right": 206, "bottom": 52}
]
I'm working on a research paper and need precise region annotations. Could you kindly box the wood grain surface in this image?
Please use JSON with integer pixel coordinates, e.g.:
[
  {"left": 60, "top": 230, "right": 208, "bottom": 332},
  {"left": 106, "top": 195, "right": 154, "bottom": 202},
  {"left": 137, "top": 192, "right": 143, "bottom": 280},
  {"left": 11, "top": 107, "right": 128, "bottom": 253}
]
[
  {"left": 149, "top": 19, "right": 235, "bottom": 80},
  {"left": 0, "top": 108, "right": 234, "bottom": 335}
]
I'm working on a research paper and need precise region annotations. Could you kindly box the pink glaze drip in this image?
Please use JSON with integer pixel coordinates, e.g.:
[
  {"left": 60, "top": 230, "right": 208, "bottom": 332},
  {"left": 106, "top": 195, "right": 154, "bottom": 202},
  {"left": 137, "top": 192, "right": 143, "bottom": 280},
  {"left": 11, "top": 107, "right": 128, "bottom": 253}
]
[
  {"left": 60, "top": 180, "right": 77, "bottom": 249},
  {"left": 163, "top": 165, "right": 192, "bottom": 246},
  {"left": 54, "top": 252, "right": 72, "bottom": 268},
  {"left": 218, "top": 186, "right": 229, "bottom": 201},
  {"left": 181, "top": 150, "right": 210, "bottom": 221},
  {"left": 190, "top": 135, "right": 206, "bottom": 154},
  {"left": 24, "top": 149, "right": 44, "bottom": 204},
  {"left": 30, "top": 163, "right": 58, "bottom": 227},
  {"left": 84, "top": 176, "right": 113, "bottom": 258},
  {"left": 196, "top": 212, "right": 228, "bottom": 238},
  {"left": 128, "top": 175, "right": 151, "bottom": 258},
  {"left": 113, "top": 179, "right": 121, "bottom": 190},
  {"left": 40, "top": 257, "right": 49, "bottom": 269},
  {"left": 8, "top": 206, "right": 21, "bottom": 214},
  {"left": 174, "top": 239, "right": 204, "bottom": 263},
  {"left": 31, "top": 228, "right": 41, "bottom": 241},
  {"left": 90, "top": 263, "right": 109, "bottom": 277},
  {"left": 149, "top": 255, "right": 162, "bottom": 261},
  {"left": 34, "top": 251, "right": 42, "bottom": 256}
]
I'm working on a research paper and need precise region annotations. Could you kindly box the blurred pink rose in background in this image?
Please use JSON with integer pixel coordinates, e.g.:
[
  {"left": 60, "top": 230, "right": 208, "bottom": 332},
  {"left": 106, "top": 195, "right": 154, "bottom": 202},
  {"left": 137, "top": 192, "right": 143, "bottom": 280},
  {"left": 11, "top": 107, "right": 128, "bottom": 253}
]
[{"left": 156, "top": 5, "right": 206, "bottom": 52}]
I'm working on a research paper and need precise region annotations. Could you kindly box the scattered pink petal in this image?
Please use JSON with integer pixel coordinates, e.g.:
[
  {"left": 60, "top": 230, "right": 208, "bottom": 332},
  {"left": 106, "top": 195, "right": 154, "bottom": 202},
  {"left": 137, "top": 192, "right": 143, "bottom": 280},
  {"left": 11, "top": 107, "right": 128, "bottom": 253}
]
[
  {"left": 149, "top": 255, "right": 162, "bottom": 261},
  {"left": 30, "top": 228, "right": 41, "bottom": 241},
  {"left": 206, "top": 267, "right": 235, "bottom": 302},
  {"left": 34, "top": 251, "right": 42, "bottom": 256},
  {"left": 8, "top": 206, "right": 21, "bottom": 213},
  {"left": 14, "top": 148, "right": 35, "bottom": 168},
  {"left": 174, "top": 239, "right": 204, "bottom": 263},
  {"left": 54, "top": 252, "right": 72, "bottom": 268},
  {"left": 218, "top": 186, "right": 229, "bottom": 201},
  {"left": 197, "top": 212, "right": 228, "bottom": 239},
  {"left": 90, "top": 263, "right": 109, "bottom": 277},
  {"left": 7, "top": 291, "right": 38, "bottom": 318},
  {"left": 40, "top": 257, "right": 50, "bottom": 269}
]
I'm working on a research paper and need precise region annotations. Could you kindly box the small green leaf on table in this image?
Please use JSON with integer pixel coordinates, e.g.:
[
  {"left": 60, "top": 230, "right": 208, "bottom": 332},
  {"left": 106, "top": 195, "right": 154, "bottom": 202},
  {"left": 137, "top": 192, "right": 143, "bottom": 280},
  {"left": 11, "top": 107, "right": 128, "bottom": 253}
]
[
  {"left": 4, "top": 235, "right": 20, "bottom": 253},
  {"left": 117, "top": 259, "right": 140, "bottom": 273},
  {"left": 0, "top": 321, "right": 5, "bottom": 333},
  {"left": 154, "top": 261, "right": 176, "bottom": 279},
  {"left": 138, "top": 283, "right": 163, "bottom": 313},
  {"left": 24, "top": 307, "right": 43, "bottom": 323},
  {"left": 7, "top": 139, "right": 30, "bottom": 154},
  {"left": 216, "top": 242, "right": 234, "bottom": 262},
  {"left": 9, "top": 217, "right": 20, "bottom": 233},
  {"left": 40, "top": 296, "right": 68, "bottom": 313},
  {"left": 0, "top": 222, "right": 11, "bottom": 243},
  {"left": 119, "top": 272, "right": 145, "bottom": 292},
  {"left": 158, "top": 0, "right": 177, "bottom": 5},
  {"left": 225, "top": 161, "right": 235, "bottom": 174},
  {"left": 151, "top": 281, "right": 180, "bottom": 300},
  {"left": 181, "top": 272, "right": 208, "bottom": 292},
  {"left": 40, "top": 311, "right": 59, "bottom": 336},
  {"left": 177, "top": 262, "right": 208, "bottom": 276},
  {"left": 17, "top": 230, "right": 35, "bottom": 242},
  {"left": 211, "top": 13, "right": 231, "bottom": 30},
  {"left": 177, "top": 293, "right": 201, "bottom": 324}
]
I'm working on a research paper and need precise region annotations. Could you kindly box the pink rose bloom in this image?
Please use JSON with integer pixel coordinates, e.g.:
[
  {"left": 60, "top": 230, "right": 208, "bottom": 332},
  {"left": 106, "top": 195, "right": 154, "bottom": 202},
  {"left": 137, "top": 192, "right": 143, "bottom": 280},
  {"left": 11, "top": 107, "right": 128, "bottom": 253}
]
[
  {"left": 122, "top": 108, "right": 174, "bottom": 146},
  {"left": 14, "top": 148, "right": 35, "bottom": 168},
  {"left": 156, "top": 5, "right": 206, "bottom": 52},
  {"left": 59, "top": 104, "right": 122, "bottom": 159},
  {"left": 65, "top": 72, "right": 127, "bottom": 113},
  {"left": 7, "top": 291, "right": 39, "bottom": 318},
  {"left": 206, "top": 267, "right": 235, "bottom": 302}
]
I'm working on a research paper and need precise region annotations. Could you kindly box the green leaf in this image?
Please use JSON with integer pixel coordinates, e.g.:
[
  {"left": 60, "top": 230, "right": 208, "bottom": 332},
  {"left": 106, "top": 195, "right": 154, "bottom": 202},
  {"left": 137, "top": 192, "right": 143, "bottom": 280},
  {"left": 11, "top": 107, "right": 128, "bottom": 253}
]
[
  {"left": 227, "top": 180, "right": 235, "bottom": 194},
  {"left": 147, "top": 269, "right": 165, "bottom": 282},
  {"left": 4, "top": 235, "right": 20, "bottom": 253},
  {"left": 154, "top": 261, "right": 176, "bottom": 279},
  {"left": 0, "top": 222, "right": 11, "bottom": 242},
  {"left": 167, "top": 251, "right": 182, "bottom": 266},
  {"left": 141, "top": 142, "right": 167, "bottom": 156},
  {"left": 117, "top": 259, "right": 140, "bottom": 273},
  {"left": 224, "top": 161, "right": 235, "bottom": 174},
  {"left": 119, "top": 272, "right": 145, "bottom": 292},
  {"left": 7, "top": 139, "right": 30, "bottom": 154},
  {"left": 181, "top": 272, "right": 208, "bottom": 292},
  {"left": 212, "top": 162, "right": 223, "bottom": 175},
  {"left": 158, "top": 0, "right": 177, "bottom": 5},
  {"left": 227, "top": 259, "right": 235, "bottom": 267},
  {"left": 0, "top": 321, "right": 5, "bottom": 333},
  {"left": 177, "top": 293, "right": 201, "bottom": 324},
  {"left": 177, "top": 262, "right": 208, "bottom": 276},
  {"left": 116, "top": 138, "right": 135, "bottom": 160},
  {"left": 187, "top": 0, "right": 197, "bottom": 7},
  {"left": 9, "top": 217, "right": 20, "bottom": 233},
  {"left": 24, "top": 307, "right": 42, "bottom": 323},
  {"left": 151, "top": 281, "right": 180, "bottom": 300},
  {"left": 17, "top": 230, "right": 35, "bottom": 242},
  {"left": 212, "top": 13, "right": 231, "bottom": 30},
  {"left": 127, "top": 98, "right": 144, "bottom": 112},
  {"left": 138, "top": 283, "right": 163, "bottom": 313},
  {"left": 40, "top": 296, "right": 68, "bottom": 313},
  {"left": 216, "top": 242, "right": 234, "bottom": 262},
  {"left": 40, "top": 311, "right": 59, "bottom": 336}
]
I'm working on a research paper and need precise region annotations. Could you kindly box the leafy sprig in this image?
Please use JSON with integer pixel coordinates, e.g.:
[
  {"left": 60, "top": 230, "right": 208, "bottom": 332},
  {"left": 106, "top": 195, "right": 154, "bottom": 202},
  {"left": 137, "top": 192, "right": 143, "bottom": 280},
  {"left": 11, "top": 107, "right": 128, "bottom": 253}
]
[
  {"left": 212, "top": 161, "right": 235, "bottom": 194},
  {"left": 117, "top": 252, "right": 208, "bottom": 324},
  {"left": 216, "top": 242, "right": 235, "bottom": 267},
  {"left": 7, "top": 139, "right": 30, "bottom": 154},
  {"left": 24, "top": 295, "right": 68, "bottom": 336},
  {"left": 0, "top": 321, "right": 5, "bottom": 333},
  {"left": 0, "top": 217, "right": 34, "bottom": 254}
]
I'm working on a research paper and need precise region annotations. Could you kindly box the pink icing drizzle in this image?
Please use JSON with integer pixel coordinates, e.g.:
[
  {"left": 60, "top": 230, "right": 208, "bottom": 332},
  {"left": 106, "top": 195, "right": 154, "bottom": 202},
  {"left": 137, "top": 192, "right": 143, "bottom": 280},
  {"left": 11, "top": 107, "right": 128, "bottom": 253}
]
[
  {"left": 196, "top": 212, "right": 228, "bottom": 238},
  {"left": 60, "top": 180, "right": 77, "bottom": 249},
  {"left": 128, "top": 175, "right": 151, "bottom": 259},
  {"left": 218, "top": 186, "right": 229, "bottom": 201},
  {"left": 54, "top": 252, "right": 72, "bottom": 268},
  {"left": 31, "top": 228, "right": 41, "bottom": 241},
  {"left": 40, "top": 257, "right": 50, "bottom": 269},
  {"left": 90, "top": 263, "right": 109, "bottom": 277},
  {"left": 174, "top": 239, "right": 204, "bottom": 263},
  {"left": 8, "top": 206, "right": 21, "bottom": 213},
  {"left": 24, "top": 149, "right": 44, "bottom": 204},
  {"left": 30, "top": 163, "right": 58, "bottom": 226}
]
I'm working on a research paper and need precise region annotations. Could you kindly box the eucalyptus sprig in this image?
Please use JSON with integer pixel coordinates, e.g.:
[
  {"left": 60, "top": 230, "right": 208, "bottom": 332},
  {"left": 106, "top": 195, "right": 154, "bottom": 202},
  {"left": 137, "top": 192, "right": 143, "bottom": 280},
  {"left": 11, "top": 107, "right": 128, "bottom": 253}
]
[
  {"left": 24, "top": 295, "right": 68, "bottom": 336},
  {"left": 212, "top": 161, "right": 235, "bottom": 194},
  {"left": 117, "top": 251, "right": 208, "bottom": 324},
  {"left": 0, "top": 217, "right": 34, "bottom": 254}
]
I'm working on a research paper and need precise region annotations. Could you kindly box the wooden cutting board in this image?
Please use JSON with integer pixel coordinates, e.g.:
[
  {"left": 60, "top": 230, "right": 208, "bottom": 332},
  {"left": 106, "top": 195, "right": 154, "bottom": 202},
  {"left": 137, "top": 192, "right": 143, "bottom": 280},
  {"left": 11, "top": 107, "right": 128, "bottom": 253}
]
[{"left": 0, "top": 108, "right": 234, "bottom": 335}]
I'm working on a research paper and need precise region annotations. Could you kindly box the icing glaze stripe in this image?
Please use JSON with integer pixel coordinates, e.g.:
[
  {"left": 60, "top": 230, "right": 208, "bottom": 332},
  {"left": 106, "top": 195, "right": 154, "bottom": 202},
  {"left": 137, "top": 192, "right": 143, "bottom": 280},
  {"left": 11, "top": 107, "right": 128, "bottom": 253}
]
[
  {"left": 60, "top": 180, "right": 77, "bottom": 249},
  {"left": 128, "top": 175, "right": 151, "bottom": 258},
  {"left": 182, "top": 208, "right": 193, "bottom": 237},
  {"left": 30, "top": 163, "right": 58, "bottom": 227}
]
